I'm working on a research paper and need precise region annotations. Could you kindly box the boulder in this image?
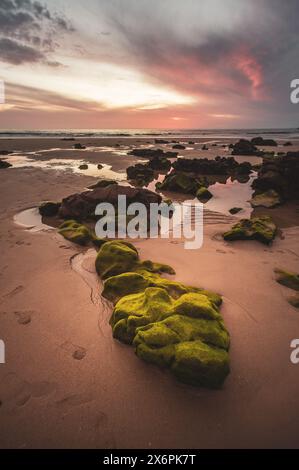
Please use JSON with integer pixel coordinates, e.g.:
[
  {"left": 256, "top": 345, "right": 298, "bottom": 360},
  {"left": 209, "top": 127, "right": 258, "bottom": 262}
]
[
  {"left": 196, "top": 186, "right": 213, "bottom": 201},
  {"left": 95, "top": 240, "right": 139, "bottom": 279},
  {"left": 252, "top": 152, "right": 299, "bottom": 201},
  {"left": 283, "top": 142, "right": 292, "bottom": 147},
  {"left": 0, "top": 159, "right": 12, "bottom": 168},
  {"left": 251, "top": 137, "right": 277, "bottom": 147},
  {"left": 147, "top": 157, "right": 171, "bottom": 171},
  {"left": 87, "top": 179, "right": 117, "bottom": 189},
  {"left": 58, "top": 220, "right": 105, "bottom": 247},
  {"left": 126, "top": 163, "right": 154, "bottom": 184},
  {"left": 231, "top": 139, "right": 263, "bottom": 156},
  {"left": 39, "top": 201, "right": 61, "bottom": 217},
  {"left": 128, "top": 148, "right": 178, "bottom": 159},
  {"left": 250, "top": 189, "right": 281, "bottom": 208},
  {"left": 172, "top": 156, "right": 252, "bottom": 176},
  {"left": 172, "top": 144, "right": 186, "bottom": 150},
  {"left": 79, "top": 164, "right": 88, "bottom": 170},
  {"left": 223, "top": 216, "right": 277, "bottom": 245},
  {"left": 59, "top": 184, "right": 162, "bottom": 220},
  {"left": 97, "top": 163, "right": 103, "bottom": 169},
  {"left": 229, "top": 207, "right": 242, "bottom": 215},
  {"left": 110, "top": 287, "right": 230, "bottom": 388},
  {"left": 73, "top": 143, "right": 86, "bottom": 149},
  {"left": 156, "top": 172, "right": 202, "bottom": 195},
  {"left": 155, "top": 139, "right": 169, "bottom": 144},
  {"left": 274, "top": 268, "right": 299, "bottom": 291}
]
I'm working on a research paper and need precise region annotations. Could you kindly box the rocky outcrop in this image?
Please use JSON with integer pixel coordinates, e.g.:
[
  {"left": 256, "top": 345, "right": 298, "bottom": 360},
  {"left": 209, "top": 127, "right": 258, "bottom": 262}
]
[
  {"left": 223, "top": 216, "right": 277, "bottom": 245},
  {"left": 230, "top": 139, "right": 263, "bottom": 156},
  {"left": 172, "top": 144, "right": 186, "bottom": 150},
  {"left": 251, "top": 137, "right": 277, "bottom": 147},
  {"left": 147, "top": 157, "right": 171, "bottom": 171},
  {"left": 0, "top": 159, "right": 12, "bottom": 169},
  {"left": 73, "top": 143, "right": 86, "bottom": 149},
  {"left": 59, "top": 184, "right": 162, "bottom": 220},
  {"left": 39, "top": 201, "right": 61, "bottom": 216},
  {"left": 128, "top": 148, "right": 178, "bottom": 159},
  {"left": 252, "top": 152, "right": 299, "bottom": 202},
  {"left": 172, "top": 156, "right": 252, "bottom": 176},
  {"left": 250, "top": 189, "right": 281, "bottom": 208},
  {"left": 156, "top": 172, "right": 205, "bottom": 195},
  {"left": 126, "top": 164, "right": 154, "bottom": 185}
]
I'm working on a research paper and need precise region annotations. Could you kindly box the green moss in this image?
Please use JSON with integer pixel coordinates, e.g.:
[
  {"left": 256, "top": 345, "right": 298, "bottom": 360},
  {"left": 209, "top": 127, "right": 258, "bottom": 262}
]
[
  {"left": 110, "top": 286, "right": 229, "bottom": 388},
  {"left": 250, "top": 189, "right": 281, "bottom": 208},
  {"left": 223, "top": 216, "right": 277, "bottom": 245},
  {"left": 95, "top": 240, "right": 139, "bottom": 279},
  {"left": 196, "top": 186, "right": 213, "bottom": 201},
  {"left": 156, "top": 172, "right": 201, "bottom": 195},
  {"left": 140, "top": 259, "right": 175, "bottom": 275},
  {"left": 274, "top": 268, "right": 299, "bottom": 291},
  {"left": 102, "top": 272, "right": 150, "bottom": 303},
  {"left": 134, "top": 314, "right": 229, "bottom": 350},
  {"left": 172, "top": 293, "right": 222, "bottom": 321},
  {"left": 110, "top": 287, "right": 173, "bottom": 343},
  {"left": 58, "top": 220, "right": 106, "bottom": 247},
  {"left": 58, "top": 220, "right": 92, "bottom": 246},
  {"left": 171, "top": 340, "right": 230, "bottom": 388}
]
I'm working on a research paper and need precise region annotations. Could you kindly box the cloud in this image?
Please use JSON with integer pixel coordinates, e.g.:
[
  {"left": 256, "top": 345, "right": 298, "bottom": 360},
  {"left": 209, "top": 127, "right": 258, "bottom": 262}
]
[
  {"left": 0, "top": 0, "right": 74, "bottom": 65},
  {"left": 0, "top": 38, "right": 45, "bottom": 65}
]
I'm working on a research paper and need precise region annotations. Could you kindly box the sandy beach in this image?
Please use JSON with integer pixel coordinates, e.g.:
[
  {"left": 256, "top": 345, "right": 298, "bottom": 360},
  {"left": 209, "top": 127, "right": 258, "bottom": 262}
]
[{"left": 0, "top": 135, "right": 298, "bottom": 448}]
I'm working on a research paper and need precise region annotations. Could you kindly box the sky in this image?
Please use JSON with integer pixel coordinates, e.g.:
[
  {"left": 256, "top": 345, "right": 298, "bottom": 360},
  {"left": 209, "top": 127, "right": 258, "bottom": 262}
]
[{"left": 0, "top": 0, "right": 298, "bottom": 129}]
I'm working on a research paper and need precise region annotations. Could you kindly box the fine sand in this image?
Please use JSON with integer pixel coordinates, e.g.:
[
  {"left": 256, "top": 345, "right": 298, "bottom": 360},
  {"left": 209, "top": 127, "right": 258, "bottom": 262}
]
[{"left": 0, "top": 138, "right": 299, "bottom": 448}]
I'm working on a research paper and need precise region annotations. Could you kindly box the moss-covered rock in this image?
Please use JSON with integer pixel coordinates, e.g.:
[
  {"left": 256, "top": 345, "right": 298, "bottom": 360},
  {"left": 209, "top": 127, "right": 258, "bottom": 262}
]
[
  {"left": 102, "top": 268, "right": 222, "bottom": 306},
  {"left": 250, "top": 189, "right": 281, "bottom": 208},
  {"left": 223, "top": 216, "right": 277, "bottom": 245},
  {"left": 95, "top": 240, "right": 139, "bottom": 278},
  {"left": 58, "top": 220, "right": 93, "bottom": 246},
  {"left": 156, "top": 172, "right": 202, "bottom": 195},
  {"left": 196, "top": 186, "right": 213, "bottom": 201},
  {"left": 110, "top": 287, "right": 229, "bottom": 388},
  {"left": 58, "top": 220, "right": 106, "bottom": 247},
  {"left": 139, "top": 259, "right": 175, "bottom": 275},
  {"left": 274, "top": 268, "right": 299, "bottom": 291},
  {"left": 170, "top": 340, "right": 230, "bottom": 388}
]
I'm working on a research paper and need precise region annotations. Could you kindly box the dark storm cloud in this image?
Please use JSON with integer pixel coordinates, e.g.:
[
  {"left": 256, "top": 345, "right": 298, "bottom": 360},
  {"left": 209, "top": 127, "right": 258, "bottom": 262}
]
[
  {"left": 0, "top": 37, "right": 45, "bottom": 64},
  {"left": 0, "top": 0, "right": 74, "bottom": 65}
]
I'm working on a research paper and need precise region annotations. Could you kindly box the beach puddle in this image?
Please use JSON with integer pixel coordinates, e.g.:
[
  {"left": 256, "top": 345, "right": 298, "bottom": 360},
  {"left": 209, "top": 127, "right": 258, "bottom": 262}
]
[
  {"left": 14, "top": 207, "right": 54, "bottom": 232},
  {"left": 5, "top": 154, "right": 126, "bottom": 180}
]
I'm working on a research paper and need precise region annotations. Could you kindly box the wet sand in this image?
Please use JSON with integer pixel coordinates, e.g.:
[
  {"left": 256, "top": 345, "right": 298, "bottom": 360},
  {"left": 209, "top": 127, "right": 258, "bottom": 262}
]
[{"left": 0, "top": 139, "right": 299, "bottom": 448}]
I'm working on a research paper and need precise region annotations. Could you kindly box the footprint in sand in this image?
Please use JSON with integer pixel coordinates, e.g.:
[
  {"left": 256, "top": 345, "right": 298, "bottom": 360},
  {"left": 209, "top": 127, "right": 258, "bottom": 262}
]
[
  {"left": 60, "top": 341, "right": 87, "bottom": 360},
  {"left": 14, "top": 310, "right": 33, "bottom": 325},
  {"left": 0, "top": 373, "right": 57, "bottom": 410}
]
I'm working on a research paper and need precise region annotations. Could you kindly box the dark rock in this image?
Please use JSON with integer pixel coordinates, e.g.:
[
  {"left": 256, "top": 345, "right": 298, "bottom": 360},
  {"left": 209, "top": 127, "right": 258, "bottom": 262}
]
[
  {"left": 88, "top": 179, "right": 117, "bottom": 189},
  {"left": 79, "top": 164, "right": 88, "bottom": 170},
  {"left": 39, "top": 201, "right": 61, "bottom": 216},
  {"left": 156, "top": 172, "right": 203, "bottom": 195},
  {"left": 231, "top": 139, "right": 263, "bottom": 156},
  {"left": 283, "top": 141, "right": 293, "bottom": 147},
  {"left": 126, "top": 164, "right": 154, "bottom": 184},
  {"left": 147, "top": 157, "right": 171, "bottom": 171},
  {"left": 188, "top": 141, "right": 195, "bottom": 145},
  {"left": 128, "top": 148, "right": 178, "bottom": 159},
  {"left": 202, "top": 145, "right": 208, "bottom": 150},
  {"left": 59, "top": 184, "right": 162, "bottom": 220},
  {"left": 97, "top": 163, "right": 103, "bottom": 169},
  {"left": 61, "top": 137, "right": 75, "bottom": 141},
  {"left": 172, "top": 156, "right": 252, "bottom": 176},
  {"left": 252, "top": 152, "right": 299, "bottom": 201},
  {"left": 251, "top": 137, "right": 278, "bottom": 146},
  {"left": 0, "top": 150, "right": 10, "bottom": 155},
  {"left": 0, "top": 159, "right": 12, "bottom": 169},
  {"left": 155, "top": 139, "right": 169, "bottom": 144},
  {"left": 229, "top": 207, "right": 242, "bottom": 214},
  {"left": 172, "top": 144, "right": 186, "bottom": 150},
  {"left": 73, "top": 143, "right": 86, "bottom": 149}
]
